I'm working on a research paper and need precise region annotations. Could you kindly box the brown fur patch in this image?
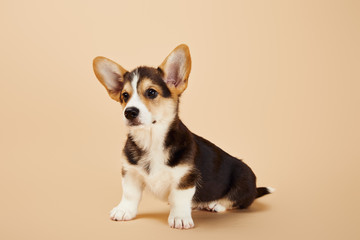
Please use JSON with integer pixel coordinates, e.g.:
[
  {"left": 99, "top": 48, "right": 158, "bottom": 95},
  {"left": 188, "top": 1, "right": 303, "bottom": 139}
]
[
  {"left": 178, "top": 168, "right": 199, "bottom": 190},
  {"left": 120, "top": 81, "right": 133, "bottom": 107},
  {"left": 121, "top": 168, "right": 127, "bottom": 177},
  {"left": 137, "top": 78, "right": 177, "bottom": 119}
]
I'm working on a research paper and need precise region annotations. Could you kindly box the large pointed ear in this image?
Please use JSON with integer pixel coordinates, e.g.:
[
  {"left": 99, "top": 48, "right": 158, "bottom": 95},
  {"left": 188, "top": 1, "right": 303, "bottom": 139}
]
[
  {"left": 158, "top": 44, "right": 191, "bottom": 95},
  {"left": 93, "top": 57, "right": 127, "bottom": 102}
]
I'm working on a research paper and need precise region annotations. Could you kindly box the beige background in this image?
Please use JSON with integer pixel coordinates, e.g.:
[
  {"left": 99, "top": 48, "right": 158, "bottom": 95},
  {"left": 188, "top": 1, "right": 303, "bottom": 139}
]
[{"left": 1, "top": 0, "right": 359, "bottom": 239}]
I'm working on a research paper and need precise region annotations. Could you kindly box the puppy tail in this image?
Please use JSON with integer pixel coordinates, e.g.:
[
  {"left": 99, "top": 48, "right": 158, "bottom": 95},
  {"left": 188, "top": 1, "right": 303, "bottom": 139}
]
[{"left": 256, "top": 187, "right": 275, "bottom": 198}]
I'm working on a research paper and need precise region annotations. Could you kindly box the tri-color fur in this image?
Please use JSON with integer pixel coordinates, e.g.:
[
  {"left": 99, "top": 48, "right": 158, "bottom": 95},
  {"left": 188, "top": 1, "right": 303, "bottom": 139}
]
[{"left": 93, "top": 44, "right": 273, "bottom": 230}]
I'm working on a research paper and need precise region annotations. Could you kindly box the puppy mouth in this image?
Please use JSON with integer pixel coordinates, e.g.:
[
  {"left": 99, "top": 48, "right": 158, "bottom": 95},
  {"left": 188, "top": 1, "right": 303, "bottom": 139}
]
[
  {"left": 126, "top": 119, "right": 157, "bottom": 127},
  {"left": 127, "top": 119, "right": 142, "bottom": 127}
]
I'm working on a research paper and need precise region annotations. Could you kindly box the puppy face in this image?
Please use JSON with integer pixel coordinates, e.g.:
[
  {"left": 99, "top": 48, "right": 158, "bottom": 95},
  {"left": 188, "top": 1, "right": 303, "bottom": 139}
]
[
  {"left": 120, "top": 68, "right": 175, "bottom": 127},
  {"left": 93, "top": 44, "right": 191, "bottom": 128}
]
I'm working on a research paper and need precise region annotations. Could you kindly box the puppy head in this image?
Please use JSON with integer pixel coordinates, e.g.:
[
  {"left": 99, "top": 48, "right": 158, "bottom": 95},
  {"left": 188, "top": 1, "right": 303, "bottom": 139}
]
[{"left": 93, "top": 44, "right": 191, "bottom": 128}]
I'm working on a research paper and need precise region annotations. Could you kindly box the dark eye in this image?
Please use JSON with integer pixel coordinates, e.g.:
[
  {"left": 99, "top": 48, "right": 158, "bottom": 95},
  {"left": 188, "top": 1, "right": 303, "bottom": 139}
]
[
  {"left": 146, "top": 88, "right": 158, "bottom": 99},
  {"left": 122, "top": 92, "right": 129, "bottom": 102}
]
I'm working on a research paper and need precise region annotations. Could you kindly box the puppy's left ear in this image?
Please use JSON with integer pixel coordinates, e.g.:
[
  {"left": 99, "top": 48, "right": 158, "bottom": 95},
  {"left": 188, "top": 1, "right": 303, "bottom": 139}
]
[{"left": 159, "top": 44, "right": 191, "bottom": 95}]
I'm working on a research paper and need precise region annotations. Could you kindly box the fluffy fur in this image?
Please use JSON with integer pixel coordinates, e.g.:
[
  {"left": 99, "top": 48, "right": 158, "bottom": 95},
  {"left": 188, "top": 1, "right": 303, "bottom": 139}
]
[{"left": 93, "top": 44, "right": 273, "bottom": 230}]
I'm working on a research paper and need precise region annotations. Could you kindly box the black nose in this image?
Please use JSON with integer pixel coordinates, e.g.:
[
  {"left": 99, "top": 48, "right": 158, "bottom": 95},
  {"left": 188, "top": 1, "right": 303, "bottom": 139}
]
[{"left": 124, "top": 107, "right": 139, "bottom": 120}]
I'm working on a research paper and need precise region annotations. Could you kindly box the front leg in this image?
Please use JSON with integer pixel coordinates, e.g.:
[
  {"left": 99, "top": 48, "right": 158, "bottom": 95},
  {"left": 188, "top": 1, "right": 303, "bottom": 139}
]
[
  {"left": 110, "top": 170, "right": 144, "bottom": 221},
  {"left": 168, "top": 187, "right": 196, "bottom": 229}
]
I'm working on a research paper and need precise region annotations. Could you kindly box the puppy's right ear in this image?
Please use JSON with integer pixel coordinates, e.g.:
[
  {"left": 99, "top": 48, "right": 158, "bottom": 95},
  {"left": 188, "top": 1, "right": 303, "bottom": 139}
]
[{"left": 93, "top": 57, "right": 127, "bottom": 102}]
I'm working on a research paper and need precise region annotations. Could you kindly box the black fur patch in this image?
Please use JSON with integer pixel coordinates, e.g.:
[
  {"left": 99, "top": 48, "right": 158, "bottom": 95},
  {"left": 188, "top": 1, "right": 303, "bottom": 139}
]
[
  {"left": 164, "top": 118, "right": 195, "bottom": 167},
  {"left": 123, "top": 135, "right": 143, "bottom": 165},
  {"left": 123, "top": 71, "right": 132, "bottom": 83},
  {"left": 125, "top": 67, "right": 171, "bottom": 98},
  {"left": 191, "top": 134, "right": 258, "bottom": 208},
  {"left": 226, "top": 164, "right": 257, "bottom": 209}
]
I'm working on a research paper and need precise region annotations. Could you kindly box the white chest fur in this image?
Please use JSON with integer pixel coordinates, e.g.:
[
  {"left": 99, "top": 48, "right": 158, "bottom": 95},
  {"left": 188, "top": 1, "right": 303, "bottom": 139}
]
[
  {"left": 123, "top": 149, "right": 190, "bottom": 201},
  {"left": 122, "top": 124, "right": 190, "bottom": 201}
]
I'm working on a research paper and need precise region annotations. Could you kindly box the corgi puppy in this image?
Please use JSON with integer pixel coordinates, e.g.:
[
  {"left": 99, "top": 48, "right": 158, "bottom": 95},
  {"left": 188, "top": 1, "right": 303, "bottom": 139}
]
[{"left": 93, "top": 44, "right": 273, "bottom": 230}]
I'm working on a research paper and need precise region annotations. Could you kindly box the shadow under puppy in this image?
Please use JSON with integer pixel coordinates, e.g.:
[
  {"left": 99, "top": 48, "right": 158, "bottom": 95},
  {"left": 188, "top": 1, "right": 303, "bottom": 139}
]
[{"left": 92, "top": 44, "right": 273, "bottom": 230}]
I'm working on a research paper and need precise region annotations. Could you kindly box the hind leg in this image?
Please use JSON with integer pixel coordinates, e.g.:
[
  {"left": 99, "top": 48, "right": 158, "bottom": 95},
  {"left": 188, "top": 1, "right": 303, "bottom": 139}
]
[
  {"left": 226, "top": 167, "right": 258, "bottom": 209},
  {"left": 193, "top": 200, "right": 233, "bottom": 213}
]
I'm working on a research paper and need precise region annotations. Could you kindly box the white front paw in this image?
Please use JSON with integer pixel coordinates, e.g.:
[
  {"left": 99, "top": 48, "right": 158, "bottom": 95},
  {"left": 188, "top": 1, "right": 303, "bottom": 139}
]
[
  {"left": 110, "top": 205, "right": 137, "bottom": 221},
  {"left": 168, "top": 214, "right": 194, "bottom": 229}
]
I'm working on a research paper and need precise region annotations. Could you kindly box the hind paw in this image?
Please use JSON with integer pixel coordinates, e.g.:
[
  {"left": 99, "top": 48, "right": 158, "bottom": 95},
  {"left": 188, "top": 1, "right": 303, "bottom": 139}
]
[
  {"left": 207, "top": 202, "right": 226, "bottom": 212},
  {"left": 196, "top": 202, "right": 227, "bottom": 212}
]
